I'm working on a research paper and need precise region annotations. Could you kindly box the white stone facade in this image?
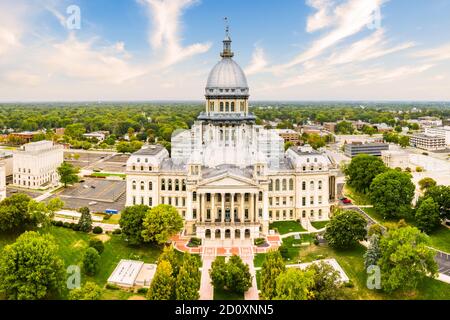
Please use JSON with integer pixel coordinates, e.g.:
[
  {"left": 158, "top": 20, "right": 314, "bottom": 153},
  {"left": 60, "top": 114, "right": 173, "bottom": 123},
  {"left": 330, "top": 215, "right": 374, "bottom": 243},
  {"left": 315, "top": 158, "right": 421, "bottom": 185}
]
[
  {"left": 0, "top": 163, "right": 6, "bottom": 201},
  {"left": 125, "top": 32, "right": 338, "bottom": 240},
  {"left": 13, "top": 140, "right": 64, "bottom": 189}
]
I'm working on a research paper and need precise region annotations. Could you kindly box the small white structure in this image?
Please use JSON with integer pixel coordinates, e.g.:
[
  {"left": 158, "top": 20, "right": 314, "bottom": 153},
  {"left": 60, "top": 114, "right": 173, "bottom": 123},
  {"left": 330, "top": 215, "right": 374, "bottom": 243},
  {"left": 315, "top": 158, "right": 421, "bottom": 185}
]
[
  {"left": 13, "top": 140, "right": 63, "bottom": 189},
  {"left": 286, "top": 258, "right": 350, "bottom": 283},
  {"left": 107, "top": 260, "right": 156, "bottom": 288},
  {"left": 0, "top": 150, "right": 13, "bottom": 176},
  {"left": 83, "top": 132, "right": 106, "bottom": 142}
]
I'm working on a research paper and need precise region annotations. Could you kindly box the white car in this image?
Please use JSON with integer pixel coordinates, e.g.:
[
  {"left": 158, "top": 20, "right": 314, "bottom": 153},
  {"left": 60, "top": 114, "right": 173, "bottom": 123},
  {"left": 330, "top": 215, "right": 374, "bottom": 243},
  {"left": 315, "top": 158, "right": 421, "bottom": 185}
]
[{"left": 89, "top": 201, "right": 98, "bottom": 205}]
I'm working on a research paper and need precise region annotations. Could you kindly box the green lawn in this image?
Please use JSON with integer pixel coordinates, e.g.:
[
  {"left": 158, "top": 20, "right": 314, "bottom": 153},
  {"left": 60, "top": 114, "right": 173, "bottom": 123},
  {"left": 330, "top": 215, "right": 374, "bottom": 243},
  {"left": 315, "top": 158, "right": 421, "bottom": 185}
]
[
  {"left": 269, "top": 221, "right": 306, "bottom": 234},
  {"left": 344, "top": 185, "right": 371, "bottom": 205},
  {"left": 311, "top": 221, "right": 329, "bottom": 230},
  {"left": 254, "top": 253, "right": 267, "bottom": 268},
  {"left": 428, "top": 225, "right": 450, "bottom": 253},
  {"left": 0, "top": 227, "right": 163, "bottom": 300},
  {"left": 214, "top": 287, "right": 244, "bottom": 300}
]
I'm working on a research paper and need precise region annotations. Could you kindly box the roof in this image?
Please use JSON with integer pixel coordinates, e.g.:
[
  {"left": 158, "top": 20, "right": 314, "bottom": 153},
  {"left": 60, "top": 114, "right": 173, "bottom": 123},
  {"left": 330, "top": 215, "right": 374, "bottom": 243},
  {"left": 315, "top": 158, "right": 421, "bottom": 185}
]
[
  {"left": 132, "top": 145, "right": 165, "bottom": 156},
  {"left": 206, "top": 58, "right": 248, "bottom": 91},
  {"left": 107, "top": 260, "right": 144, "bottom": 287}
]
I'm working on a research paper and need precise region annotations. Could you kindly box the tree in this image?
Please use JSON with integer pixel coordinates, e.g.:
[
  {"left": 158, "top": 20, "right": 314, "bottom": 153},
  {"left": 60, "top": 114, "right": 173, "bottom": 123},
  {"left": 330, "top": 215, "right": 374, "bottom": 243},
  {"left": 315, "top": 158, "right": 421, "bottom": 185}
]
[
  {"left": 418, "top": 177, "right": 437, "bottom": 191},
  {"left": 260, "top": 250, "right": 286, "bottom": 300},
  {"left": 27, "top": 197, "right": 64, "bottom": 228},
  {"left": 210, "top": 255, "right": 252, "bottom": 294},
  {"left": 119, "top": 205, "right": 149, "bottom": 245},
  {"left": 345, "top": 154, "right": 387, "bottom": 193},
  {"left": 175, "top": 253, "right": 201, "bottom": 300},
  {"left": 274, "top": 268, "right": 315, "bottom": 300},
  {"left": 148, "top": 260, "right": 175, "bottom": 300},
  {"left": 0, "top": 232, "right": 65, "bottom": 300},
  {"left": 77, "top": 207, "right": 92, "bottom": 232},
  {"left": 324, "top": 210, "right": 367, "bottom": 249},
  {"left": 284, "top": 141, "right": 294, "bottom": 151},
  {"left": 369, "top": 170, "right": 415, "bottom": 219},
  {"left": 142, "top": 205, "right": 184, "bottom": 244},
  {"left": 226, "top": 255, "right": 253, "bottom": 294},
  {"left": 335, "top": 121, "right": 354, "bottom": 134},
  {"left": 415, "top": 197, "right": 441, "bottom": 234},
  {"left": 423, "top": 185, "right": 450, "bottom": 219},
  {"left": 64, "top": 123, "right": 86, "bottom": 140},
  {"left": 0, "top": 194, "right": 32, "bottom": 232},
  {"left": 83, "top": 247, "right": 100, "bottom": 276},
  {"left": 68, "top": 282, "right": 103, "bottom": 300},
  {"left": 378, "top": 226, "right": 437, "bottom": 293},
  {"left": 398, "top": 135, "right": 410, "bottom": 148},
  {"left": 57, "top": 162, "right": 80, "bottom": 187},
  {"left": 306, "top": 262, "right": 343, "bottom": 300},
  {"left": 363, "top": 234, "right": 381, "bottom": 269},
  {"left": 158, "top": 245, "right": 181, "bottom": 276},
  {"left": 89, "top": 238, "right": 105, "bottom": 254}
]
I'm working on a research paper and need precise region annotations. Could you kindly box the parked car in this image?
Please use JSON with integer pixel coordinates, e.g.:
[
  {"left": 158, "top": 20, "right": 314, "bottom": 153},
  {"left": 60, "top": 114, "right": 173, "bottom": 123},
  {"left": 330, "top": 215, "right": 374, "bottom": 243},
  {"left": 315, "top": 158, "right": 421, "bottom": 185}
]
[{"left": 342, "top": 198, "right": 352, "bottom": 204}]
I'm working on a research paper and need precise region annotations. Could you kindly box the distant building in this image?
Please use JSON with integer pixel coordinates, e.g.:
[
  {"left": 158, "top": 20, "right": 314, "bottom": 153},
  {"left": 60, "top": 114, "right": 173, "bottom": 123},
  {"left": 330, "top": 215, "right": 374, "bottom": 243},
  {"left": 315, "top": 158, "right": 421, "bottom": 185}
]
[
  {"left": 353, "top": 120, "right": 370, "bottom": 131},
  {"left": 373, "top": 123, "right": 393, "bottom": 133},
  {"left": 424, "top": 126, "right": 450, "bottom": 146},
  {"left": 418, "top": 117, "right": 443, "bottom": 128},
  {"left": 83, "top": 132, "right": 107, "bottom": 142},
  {"left": 344, "top": 142, "right": 389, "bottom": 158},
  {"left": 410, "top": 133, "right": 446, "bottom": 151},
  {"left": 302, "top": 125, "right": 323, "bottom": 135},
  {"left": 274, "top": 129, "right": 299, "bottom": 144},
  {"left": 13, "top": 140, "right": 64, "bottom": 189},
  {"left": 0, "top": 150, "right": 13, "bottom": 176},
  {"left": 323, "top": 122, "right": 337, "bottom": 133},
  {"left": 381, "top": 150, "right": 409, "bottom": 169},
  {"left": 9, "top": 131, "right": 42, "bottom": 144}
]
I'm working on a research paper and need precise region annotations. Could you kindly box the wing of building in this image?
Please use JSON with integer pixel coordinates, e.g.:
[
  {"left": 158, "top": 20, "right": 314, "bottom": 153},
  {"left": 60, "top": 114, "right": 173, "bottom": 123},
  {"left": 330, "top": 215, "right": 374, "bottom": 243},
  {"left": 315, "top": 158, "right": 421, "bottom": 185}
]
[{"left": 126, "top": 30, "right": 339, "bottom": 240}]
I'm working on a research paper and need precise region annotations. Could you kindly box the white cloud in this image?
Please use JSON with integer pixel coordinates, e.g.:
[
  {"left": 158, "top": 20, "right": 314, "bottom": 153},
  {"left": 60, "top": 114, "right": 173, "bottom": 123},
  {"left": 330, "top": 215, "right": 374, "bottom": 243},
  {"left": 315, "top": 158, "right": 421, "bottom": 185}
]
[
  {"left": 141, "top": 0, "right": 211, "bottom": 68},
  {"left": 275, "top": 0, "right": 387, "bottom": 71},
  {"left": 245, "top": 46, "right": 269, "bottom": 75},
  {"left": 306, "top": 0, "right": 335, "bottom": 33},
  {"left": 413, "top": 43, "right": 450, "bottom": 62}
]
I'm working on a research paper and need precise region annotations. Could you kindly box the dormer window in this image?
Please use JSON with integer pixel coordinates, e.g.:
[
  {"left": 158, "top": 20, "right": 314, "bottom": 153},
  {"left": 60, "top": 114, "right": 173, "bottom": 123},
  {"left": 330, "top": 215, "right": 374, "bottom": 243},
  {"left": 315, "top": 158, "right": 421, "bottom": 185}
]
[{"left": 137, "top": 158, "right": 140, "bottom": 163}]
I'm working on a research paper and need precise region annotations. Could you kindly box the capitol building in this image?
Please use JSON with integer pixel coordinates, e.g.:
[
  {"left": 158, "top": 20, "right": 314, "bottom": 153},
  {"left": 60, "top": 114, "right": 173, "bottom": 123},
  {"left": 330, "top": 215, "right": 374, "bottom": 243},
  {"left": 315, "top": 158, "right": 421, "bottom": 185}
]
[{"left": 126, "top": 30, "right": 338, "bottom": 241}]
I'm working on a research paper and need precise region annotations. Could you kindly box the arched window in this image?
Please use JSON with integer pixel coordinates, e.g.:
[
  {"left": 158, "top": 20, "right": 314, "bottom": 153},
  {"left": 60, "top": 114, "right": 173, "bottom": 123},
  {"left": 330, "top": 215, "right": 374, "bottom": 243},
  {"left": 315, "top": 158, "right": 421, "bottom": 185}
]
[
  {"left": 282, "top": 179, "right": 287, "bottom": 191},
  {"left": 318, "top": 180, "right": 323, "bottom": 190},
  {"left": 310, "top": 210, "right": 314, "bottom": 217},
  {"left": 319, "top": 209, "right": 322, "bottom": 217},
  {"left": 259, "top": 191, "right": 263, "bottom": 201},
  {"left": 220, "top": 102, "right": 224, "bottom": 112},
  {"left": 140, "top": 181, "right": 145, "bottom": 191},
  {"left": 310, "top": 181, "right": 314, "bottom": 190},
  {"left": 302, "top": 181, "right": 306, "bottom": 191},
  {"left": 161, "top": 179, "right": 165, "bottom": 191},
  {"left": 168, "top": 179, "right": 172, "bottom": 191},
  {"left": 149, "top": 181, "right": 153, "bottom": 191},
  {"left": 132, "top": 180, "right": 136, "bottom": 190},
  {"left": 269, "top": 179, "right": 273, "bottom": 191},
  {"left": 225, "top": 102, "right": 229, "bottom": 112},
  {"left": 193, "top": 192, "right": 197, "bottom": 202},
  {"left": 289, "top": 178, "right": 294, "bottom": 190},
  {"left": 231, "top": 102, "right": 235, "bottom": 112},
  {"left": 302, "top": 210, "right": 306, "bottom": 218},
  {"left": 275, "top": 179, "right": 280, "bottom": 191},
  {"left": 175, "top": 179, "right": 179, "bottom": 191},
  {"left": 182, "top": 179, "right": 186, "bottom": 191}
]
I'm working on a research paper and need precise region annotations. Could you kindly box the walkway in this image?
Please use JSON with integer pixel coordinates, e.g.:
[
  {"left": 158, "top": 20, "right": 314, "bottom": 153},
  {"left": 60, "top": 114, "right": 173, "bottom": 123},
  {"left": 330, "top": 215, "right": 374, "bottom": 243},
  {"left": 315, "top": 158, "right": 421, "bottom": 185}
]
[
  {"left": 243, "top": 255, "right": 259, "bottom": 300},
  {"left": 199, "top": 254, "right": 214, "bottom": 300}
]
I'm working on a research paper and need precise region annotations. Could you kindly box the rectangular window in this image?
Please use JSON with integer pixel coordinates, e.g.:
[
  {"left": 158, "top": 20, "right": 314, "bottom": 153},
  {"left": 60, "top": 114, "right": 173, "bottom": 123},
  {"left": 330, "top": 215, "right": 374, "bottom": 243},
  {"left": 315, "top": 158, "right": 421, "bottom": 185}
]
[
  {"left": 310, "top": 196, "right": 314, "bottom": 205},
  {"left": 149, "top": 197, "right": 153, "bottom": 207},
  {"left": 193, "top": 209, "right": 197, "bottom": 219},
  {"left": 302, "top": 197, "right": 306, "bottom": 206}
]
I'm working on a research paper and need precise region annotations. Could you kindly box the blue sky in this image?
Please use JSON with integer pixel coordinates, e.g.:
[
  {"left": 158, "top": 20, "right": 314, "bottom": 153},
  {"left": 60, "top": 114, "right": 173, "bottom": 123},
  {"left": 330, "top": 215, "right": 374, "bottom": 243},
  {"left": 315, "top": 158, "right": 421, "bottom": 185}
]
[{"left": 1, "top": 0, "right": 450, "bottom": 101}]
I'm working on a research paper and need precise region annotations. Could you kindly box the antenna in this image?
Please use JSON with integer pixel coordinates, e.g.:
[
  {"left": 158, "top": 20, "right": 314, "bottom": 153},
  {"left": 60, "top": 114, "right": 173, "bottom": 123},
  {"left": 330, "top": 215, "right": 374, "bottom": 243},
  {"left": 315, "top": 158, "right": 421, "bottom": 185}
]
[{"left": 224, "top": 17, "right": 229, "bottom": 37}]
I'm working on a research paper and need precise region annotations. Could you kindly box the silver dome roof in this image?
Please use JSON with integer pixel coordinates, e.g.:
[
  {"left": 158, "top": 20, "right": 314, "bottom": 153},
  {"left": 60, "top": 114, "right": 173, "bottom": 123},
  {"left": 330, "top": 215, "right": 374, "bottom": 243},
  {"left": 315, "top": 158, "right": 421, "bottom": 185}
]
[{"left": 206, "top": 58, "right": 248, "bottom": 90}]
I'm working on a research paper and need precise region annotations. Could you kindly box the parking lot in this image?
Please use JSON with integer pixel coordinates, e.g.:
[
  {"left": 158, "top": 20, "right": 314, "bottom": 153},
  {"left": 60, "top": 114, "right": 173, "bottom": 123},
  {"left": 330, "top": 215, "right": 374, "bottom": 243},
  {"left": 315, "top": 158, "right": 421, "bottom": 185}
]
[
  {"left": 95, "top": 154, "right": 130, "bottom": 173},
  {"left": 6, "top": 186, "right": 42, "bottom": 199},
  {"left": 64, "top": 151, "right": 112, "bottom": 169},
  {"left": 50, "top": 178, "right": 126, "bottom": 213}
]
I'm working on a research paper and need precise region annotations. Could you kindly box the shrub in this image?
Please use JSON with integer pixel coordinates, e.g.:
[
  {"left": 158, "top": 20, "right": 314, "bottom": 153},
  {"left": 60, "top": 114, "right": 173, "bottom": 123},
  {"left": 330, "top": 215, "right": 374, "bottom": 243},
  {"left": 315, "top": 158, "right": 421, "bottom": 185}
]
[
  {"left": 313, "top": 239, "right": 320, "bottom": 246},
  {"left": 72, "top": 224, "right": 80, "bottom": 231},
  {"left": 89, "top": 239, "right": 105, "bottom": 254},
  {"left": 54, "top": 220, "right": 63, "bottom": 227},
  {"left": 416, "top": 167, "right": 423, "bottom": 172},
  {"left": 83, "top": 247, "right": 100, "bottom": 276},
  {"left": 188, "top": 237, "right": 201, "bottom": 247},
  {"left": 137, "top": 287, "right": 148, "bottom": 295},
  {"left": 92, "top": 226, "right": 103, "bottom": 234},
  {"left": 344, "top": 280, "right": 354, "bottom": 288},
  {"left": 278, "top": 244, "right": 289, "bottom": 259},
  {"left": 63, "top": 222, "right": 71, "bottom": 228},
  {"left": 69, "top": 223, "right": 76, "bottom": 229},
  {"left": 105, "top": 283, "right": 119, "bottom": 290},
  {"left": 112, "top": 229, "right": 122, "bottom": 235},
  {"left": 254, "top": 238, "right": 265, "bottom": 246}
]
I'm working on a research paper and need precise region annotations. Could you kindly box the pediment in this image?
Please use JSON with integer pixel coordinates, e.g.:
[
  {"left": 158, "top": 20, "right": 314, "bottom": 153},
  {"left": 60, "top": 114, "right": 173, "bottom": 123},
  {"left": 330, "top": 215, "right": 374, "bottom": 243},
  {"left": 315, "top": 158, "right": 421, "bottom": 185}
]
[{"left": 199, "top": 173, "right": 255, "bottom": 188}]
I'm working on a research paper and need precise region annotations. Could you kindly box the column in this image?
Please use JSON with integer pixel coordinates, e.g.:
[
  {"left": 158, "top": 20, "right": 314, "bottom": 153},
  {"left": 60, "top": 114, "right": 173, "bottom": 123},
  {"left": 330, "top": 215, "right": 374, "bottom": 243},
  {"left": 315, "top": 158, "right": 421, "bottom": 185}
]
[
  {"left": 231, "top": 193, "right": 235, "bottom": 223},
  {"left": 240, "top": 193, "right": 245, "bottom": 223},
  {"left": 249, "top": 193, "right": 254, "bottom": 223},
  {"left": 263, "top": 191, "right": 269, "bottom": 221},
  {"left": 211, "top": 192, "right": 215, "bottom": 222},
  {"left": 201, "top": 193, "right": 206, "bottom": 223},
  {"left": 221, "top": 193, "right": 225, "bottom": 223},
  {"left": 186, "top": 191, "right": 193, "bottom": 220}
]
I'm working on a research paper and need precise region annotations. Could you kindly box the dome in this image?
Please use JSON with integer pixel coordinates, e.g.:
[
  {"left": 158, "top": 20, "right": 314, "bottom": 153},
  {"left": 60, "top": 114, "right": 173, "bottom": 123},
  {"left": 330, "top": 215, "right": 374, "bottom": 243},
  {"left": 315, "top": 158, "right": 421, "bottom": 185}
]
[{"left": 206, "top": 58, "right": 248, "bottom": 92}]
